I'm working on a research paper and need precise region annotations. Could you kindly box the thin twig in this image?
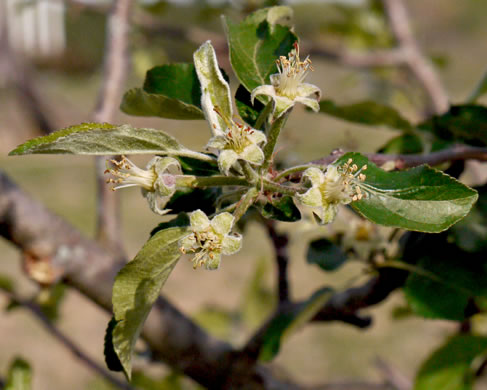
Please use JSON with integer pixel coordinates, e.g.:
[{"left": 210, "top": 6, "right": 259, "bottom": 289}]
[
  {"left": 306, "top": 145, "right": 487, "bottom": 176},
  {"left": 0, "top": 290, "right": 134, "bottom": 390},
  {"left": 265, "top": 220, "right": 290, "bottom": 303},
  {"left": 375, "top": 358, "right": 412, "bottom": 390},
  {"left": 92, "top": 0, "right": 134, "bottom": 254}
]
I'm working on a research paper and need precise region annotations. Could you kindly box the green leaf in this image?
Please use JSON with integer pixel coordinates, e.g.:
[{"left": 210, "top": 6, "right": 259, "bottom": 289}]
[
  {"left": 335, "top": 152, "right": 478, "bottom": 233},
  {"left": 223, "top": 7, "right": 298, "bottom": 92},
  {"left": 104, "top": 317, "right": 124, "bottom": 372},
  {"left": 111, "top": 227, "right": 187, "bottom": 379},
  {"left": 235, "top": 84, "right": 266, "bottom": 128},
  {"left": 120, "top": 88, "right": 204, "bottom": 120},
  {"left": 467, "top": 68, "right": 487, "bottom": 102},
  {"left": 261, "top": 196, "right": 301, "bottom": 222},
  {"left": 9, "top": 123, "right": 200, "bottom": 157},
  {"left": 5, "top": 358, "right": 32, "bottom": 390},
  {"left": 178, "top": 156, "right": 220, "bottom": 176},
  {"left": 306, "top": 238, "right": 348, "bottom": 271},
  {"left": 120, "top": 64, "right": 204, "bottom": 120},
  {"left": 259, "top": 287, "right": 332, "bottom": 362},
  {"left": 414, "top": 335, "right": 487, "bottom": 390},
  {"left": 317, "top": 100, "right": 413, "bottom": 132},
  {"left": 418, "top": 105, "right": 487, "bottom": 147}
]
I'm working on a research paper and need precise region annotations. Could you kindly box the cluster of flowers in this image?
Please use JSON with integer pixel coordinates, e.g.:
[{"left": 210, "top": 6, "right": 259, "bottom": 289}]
[{"left": 105, "top": 41, "right": 367, "bottom": 270}]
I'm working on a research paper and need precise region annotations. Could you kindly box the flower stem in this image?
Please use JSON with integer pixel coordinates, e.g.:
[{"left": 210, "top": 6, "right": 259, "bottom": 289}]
[
  {"left": 260, "top": 111, "right": 290, "bottom": 173},
  {"left": 233, "top": 187, "right": 259, "bottom": 222},
  {"left": 176, "top": 175, "right": 250, "bottom": 188},
  {"left": 262, "top": 179, "right": 304, "bottom": 196},
  {"left": 254, "top": 101, "right": 273, "bottom": 131},
  {"left": 275, "top": 164, "right": 324, "bottom": 181}
]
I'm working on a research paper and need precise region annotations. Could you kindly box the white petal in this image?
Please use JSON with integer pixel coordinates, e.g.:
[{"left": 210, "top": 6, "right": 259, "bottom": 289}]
[
  {"left": 296, "top": 83, "right": 321, "bottom": 100},
  {"left": 150, "top": 156, "right": 181, "bottom": 175},
  {"left": 179, "top": 233, "right": 197, "bottom": 251},
  {"left": 143, "top": 190, "right": 171, "bottom": 216},
  {"left": 206, "top": 135, "right": 228, "bottom": 150},
  {"left": 204, "top": 252, "right": 222, "bottom": 270},
  {"left": 247, "top": 129, "right": 266, "bottom": 145},
  {"left": 190, "top": 209, "right": 211, "bottom": 230},
  {"left": 211, "top": 212, "right": 234, "bottom": 235},
  {"left": 320, "top": 203, "right": 338, "bottom": 225},
  {"left": 218, "top": 150, "right": 238, "bottom": 175},
  {"left": 270, "top": 73, "right": 280, "bottom": 88},
  {"left": 295, "top": 96, "right": 320, "bottom": 112},
  {"left": 297, "top": 187, "right": 323, "bottom": 207},
  {"left": 303, "top": 167, "right": 325, "bottom": 186},
  {"left": 240, "top": 144, "right": 264, "bottom": 165},
  {"left": 272, "top": 95, "right": 295, "bottom": 119},
  {"left": 251, "top": 85, "right": 276, "bottom": 105},
  {"left": 221, "top": 234, "right": 242, "bottom": 255}
]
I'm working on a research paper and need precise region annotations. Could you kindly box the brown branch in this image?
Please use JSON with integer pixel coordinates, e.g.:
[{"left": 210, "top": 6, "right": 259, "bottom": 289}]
[
  {"left": 382, "top": 0, "right": 449, "bottom": 115},
  {"left": 241, "top": 267, "right": 408, "bottom": 363},
  {"left": 0, "top": 289, "right": 134, "bottom": 390},
  {"left": 0, "top": 170, "right": 302, "bottom": 389},
  {"left": 265, "top": 220, "right": 290, "bottom": 303},
  {"left": 91, "top": 0, "right": 134, "bottom": 254},
  {"left": 305, "top": 383, "right": 393, "bottom": 390},
  {"left": 311, "top": 145, "right": 487, "bottom": 171}
]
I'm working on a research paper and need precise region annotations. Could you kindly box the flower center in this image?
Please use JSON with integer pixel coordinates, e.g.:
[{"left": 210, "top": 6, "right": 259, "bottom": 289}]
[
  {"left": 105, "top": 156, "right": 156, "bottom": 191},
  {"left": 225, "top": 122, "right": 255, "bottom": 153},
  {"left": 320, "top": 159, "right": 367, "bottom": 204},
  {"left": 275, "top": 42, "right": 313, "bottom": 99},
  {"left": 180, "top": 228, "right": 223, "bottom": 268}
]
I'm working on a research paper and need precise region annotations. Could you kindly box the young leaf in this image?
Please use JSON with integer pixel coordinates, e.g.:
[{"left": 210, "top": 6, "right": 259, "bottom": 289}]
[
  {"left": 335, "top": 152, "right": 478, "bottom": 233},
  {"left": 306, "top": 238, "right": 348, "bottom": 271},
  {"left": 414, "top": 335, "right": 487, "bottom": 390},
  {"left": 111, "top": 227, "right": 187, "bottom": 379},
  {"left": 316, "top": 99, "right": 413, "bottom": 132},
  {"left": 120, "top": 63, "right": 205, "bottom": 120},
  {"left": 259, "top": 287, "right": 332, "bottom": 362},
  {"left": 5, "top": 357, "right": 32, "bottom": 390},
  {"left": 223, "top": 7, "right": 298, "bottom": 93},
  {"left": 9, "top": 123, "right": 210, "bottom": 160},
  {"left": 261, "top": 196, "right": 301, "bottom": 222}
]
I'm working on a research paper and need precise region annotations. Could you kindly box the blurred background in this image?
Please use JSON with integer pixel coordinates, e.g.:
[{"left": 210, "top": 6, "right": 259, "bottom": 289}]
[{"left": 1, "top": 0, "right": 487, "bottom": 389}]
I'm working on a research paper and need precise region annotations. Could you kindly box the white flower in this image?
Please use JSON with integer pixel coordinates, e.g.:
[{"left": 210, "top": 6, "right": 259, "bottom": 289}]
[
  {"left": 179, "top": 210, "right": 242, "bottom": 270},
  {"left": 251, "top": 42, "right": 321, "bottom": 119},
  {"left": 193, "top": 41, "right": 266, "bottom": 175},
  {"left": 297, "top": 158, "right": 367, "bottom": 224},
  {"left": 206, "top": 109, "right": 266, "bottom": 175},
  {"left": 105, "top": 155, "right": 181, "bottom": 215}
]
